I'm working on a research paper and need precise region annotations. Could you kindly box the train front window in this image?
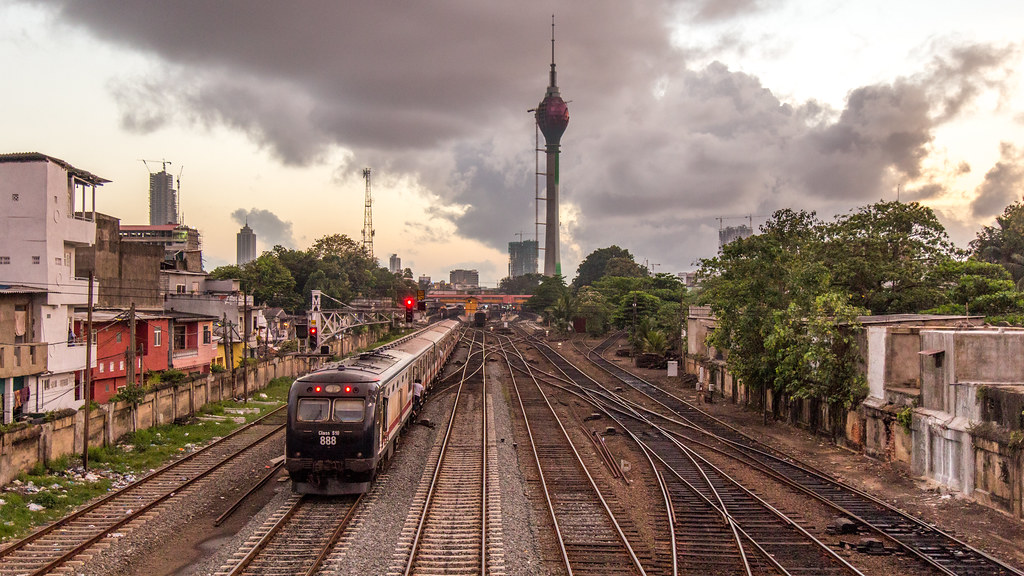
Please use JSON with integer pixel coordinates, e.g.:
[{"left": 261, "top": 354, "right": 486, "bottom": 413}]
[
  {"left": 296, "top": 398, "right": 331, "bottom": 422},
  {"left": 332, "top": 398, "right": 365, "bottom": 423}
]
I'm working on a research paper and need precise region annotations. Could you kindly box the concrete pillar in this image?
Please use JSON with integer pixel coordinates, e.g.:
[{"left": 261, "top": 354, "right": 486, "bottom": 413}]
[{"left": 2, "top": 377, "right": 12, "bottom": 424}]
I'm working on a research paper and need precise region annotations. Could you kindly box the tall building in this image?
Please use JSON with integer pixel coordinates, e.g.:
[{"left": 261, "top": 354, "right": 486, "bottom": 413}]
[
  {"left": 450, "top": 269, "right": 479, "bottom": 288},
  {"left": 149, "top": 170, "right": 178, "bottom": 225},
  {"left": 418, "top": 275, "right": 431, "bottom": 290},
  {"left": 508, "top": 240, "right": 538, "bottom": 278},
  {"left": 389, "top": 253, "right": 402, "bottom": 274},
  {"left": 237, "top": 223, "right": 256, "bottom": 265},
  {"left": 535, "top": 18, "right": 569, "bottom": 277},
  {"left": 719, "top": 225, "right": 753, "bottom": 250}
]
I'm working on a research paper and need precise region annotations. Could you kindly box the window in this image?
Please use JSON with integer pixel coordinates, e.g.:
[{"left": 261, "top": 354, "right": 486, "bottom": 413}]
[
  {"left": 296, "top": 398, "right": 330, "bottom": 422},
  {"left": 333, "top": 398, "right": 365, "bottom": 423},
  {"left": 203, "top": 325, "right": 211, "bottom": 344},
  {"left": 176, "top": 284, "right": 186, "bottom": 294},
  {"left": 119, "top": 360, "right": 124, "bottom": 371},
  {"left": 109, "top": 361, "right": 114, "bottom": 372},
  {"left": 11, "top": 193, "right": 18, "bottom": 201},
  {"left": 174, "top": 325, "right": 186, "bottom": 349},
  {"left": 55, "top": 257, "right": 63, "bottom": 266},
  {"left": 154, "top": 327, "right": 162, "bottom": 347},
  {"left": 0, "top": 256, "right": 9, "bottom": 265},
  {"left": 116, "top": 332, "right": 122, "bottom": 343},
  {"left": 32, "top": 256, "right": 40, "bottom": 264},
  {"left": 99, "top": 363, "right": 104, "bottom": 373}
]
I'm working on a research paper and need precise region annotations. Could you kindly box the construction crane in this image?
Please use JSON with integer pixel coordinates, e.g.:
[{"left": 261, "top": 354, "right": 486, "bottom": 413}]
[
  {"left": 140, "top": 159, "right": 172, "bottom": 174},
  {"left": 362, "top": 168, "right": 374, "bottom": 259}
]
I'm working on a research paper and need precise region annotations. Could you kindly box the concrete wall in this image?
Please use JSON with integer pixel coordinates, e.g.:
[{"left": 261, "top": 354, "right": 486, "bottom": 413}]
[
  {"left": 0, "top": 352, "right": 320, "bottom": 486},
  {"left": 76, "top": 214, "right": 163, "bottom": 310}
]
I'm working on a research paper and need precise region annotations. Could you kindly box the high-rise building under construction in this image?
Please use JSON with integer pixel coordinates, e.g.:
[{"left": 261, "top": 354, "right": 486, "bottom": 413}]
[{"left": 149, "top": 170, "right": 178, "bottom": 225}]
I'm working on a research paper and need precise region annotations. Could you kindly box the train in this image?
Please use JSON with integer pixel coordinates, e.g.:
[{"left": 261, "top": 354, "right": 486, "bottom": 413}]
[
  {"left": 285, "top": 319, "right": 461, "bottom": 494},
  {"left": 473, "top": 310, "right": 487, "bottom": 327}
]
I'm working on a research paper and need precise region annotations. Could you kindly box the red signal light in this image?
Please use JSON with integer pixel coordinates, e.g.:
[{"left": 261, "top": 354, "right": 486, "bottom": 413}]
[
  {"left": 404, "top": 297, "right": 415, "bottom": 309},
  {"left": 309, "top": 326, "right": 318, "bottom": 337},
  {"left": 344, "top": 385, "right": 352, "bottom": 393},
  {"left": 314, "top": 385, "right": 322, "bottom": 393}
]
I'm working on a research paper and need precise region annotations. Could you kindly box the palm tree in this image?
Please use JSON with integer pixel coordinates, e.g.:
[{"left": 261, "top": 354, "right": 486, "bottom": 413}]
[
  {"left": 547, "top": 293, "right": 578, "bottom": 335},
  {"left": 643, "top": 329, "right": 669, "bottom": 357}
]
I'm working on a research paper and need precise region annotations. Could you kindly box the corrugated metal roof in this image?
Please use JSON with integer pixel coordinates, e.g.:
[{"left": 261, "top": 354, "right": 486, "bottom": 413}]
[
  {"left": 0, "top": 152, "right": 110, "bottom": 184},
  {"left": 0, "top": 284, "right": 48, "bottom": 294}
]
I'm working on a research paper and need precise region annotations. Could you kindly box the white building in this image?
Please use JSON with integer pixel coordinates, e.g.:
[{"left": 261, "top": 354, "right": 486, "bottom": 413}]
[
  {"left": 0, "top": 153, "right": 104, "bottom": 422},
  {"left": 389, "top": 253, "right": 402, "bottom": 274}
]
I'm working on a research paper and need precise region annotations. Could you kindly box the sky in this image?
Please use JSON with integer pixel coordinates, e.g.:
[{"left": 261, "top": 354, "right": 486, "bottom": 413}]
[{"left": 2, "top": 1, "right": 1023, "bottom": 287}]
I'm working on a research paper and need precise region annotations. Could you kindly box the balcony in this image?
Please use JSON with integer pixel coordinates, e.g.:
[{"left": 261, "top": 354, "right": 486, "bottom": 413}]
[
  {"left": 172, "top": 348, "right": 200, "bottom": 360},
  {"left": 0, "top": 343, "right": 48, "bottom": 379}
]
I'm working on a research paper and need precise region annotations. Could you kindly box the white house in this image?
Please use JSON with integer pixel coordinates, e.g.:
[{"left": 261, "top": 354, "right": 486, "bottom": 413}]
[{"left": 0, "top": 153, "right": 104, "bottom": 422}]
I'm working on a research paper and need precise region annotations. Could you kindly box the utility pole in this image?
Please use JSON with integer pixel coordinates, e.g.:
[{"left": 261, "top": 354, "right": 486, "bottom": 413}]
[
  {"left": 242, "top": 287, "right": 250, "bottom": 403},
  {"left": 82, "top": 272, "right": 94, "bottom": 470},
  {"left": 126, "top": 303, "right": 136, "bottom": 388},
  {"left": 224, "top": 312, "right": 235, "bottom": 379}
]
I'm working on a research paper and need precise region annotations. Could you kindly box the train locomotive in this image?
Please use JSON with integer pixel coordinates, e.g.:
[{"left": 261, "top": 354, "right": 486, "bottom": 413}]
[{"left": 285, "top": 319, "right": 460, "bottom": 494}]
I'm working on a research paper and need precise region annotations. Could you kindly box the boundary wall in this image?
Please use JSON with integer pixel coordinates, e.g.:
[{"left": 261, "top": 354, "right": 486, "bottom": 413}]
[{"left": 0, "top": 328, "right": 381, "bottom": 487}]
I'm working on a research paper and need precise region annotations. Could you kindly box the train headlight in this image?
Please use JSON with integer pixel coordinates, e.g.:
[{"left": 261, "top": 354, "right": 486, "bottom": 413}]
[
  {"left": 344, "top": 385, "right": 352, "bottom": 394},
  {"left": 314, "top": 386, "right": 322, "bottom": 393}
]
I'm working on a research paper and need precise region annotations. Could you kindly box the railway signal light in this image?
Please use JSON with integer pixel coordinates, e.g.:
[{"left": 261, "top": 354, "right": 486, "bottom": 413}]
[
  {"left": 309, "top": 325, "right": 318, "bottom": 340},
  {"left": 405, "top": 309, "right": 414, "bottom": 323},
  {"left": 404, "top": 297, "right": 415, "bottom": 309}
]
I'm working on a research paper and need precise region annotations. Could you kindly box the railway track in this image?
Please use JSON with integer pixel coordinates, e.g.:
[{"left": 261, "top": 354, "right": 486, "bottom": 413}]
[
  {"left": 525, "top": 333, "right": 861, "bottom": 576},
  {"left": 580, "top": 333, "right": 1024, "bottom": 576},
  {"left": 0, "top": 406, "right": 287, "bottom": 576},
  {"left": 391, "top": 329, "right": 505, "bottom": 575},
  {"left": 498, "top": 334, "right": 651, "bottom": 576},
  {"left": 216, "top": 493, "right": 361, "bottom": 576}
]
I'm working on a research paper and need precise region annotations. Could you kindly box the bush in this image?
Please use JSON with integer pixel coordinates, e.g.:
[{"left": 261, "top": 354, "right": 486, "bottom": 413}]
[
  {"left": 210, "top": 363, "right": 227, "bottom": 374},
  {"left": 31, "top": 491, "right": 59, "bottom": 509},
  {"left": 44, "top": 408, "right": 76, "bottom": 422}
]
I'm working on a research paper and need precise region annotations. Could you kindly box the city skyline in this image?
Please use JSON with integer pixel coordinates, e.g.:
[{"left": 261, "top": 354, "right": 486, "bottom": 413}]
[{"left": 2, "top": 2, "right": 1023, "bottom": 285}]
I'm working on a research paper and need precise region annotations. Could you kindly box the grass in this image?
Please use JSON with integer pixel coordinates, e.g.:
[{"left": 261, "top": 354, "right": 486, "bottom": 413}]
[{"left": 0, "top": 376, "right": 293, "bottom": 543}]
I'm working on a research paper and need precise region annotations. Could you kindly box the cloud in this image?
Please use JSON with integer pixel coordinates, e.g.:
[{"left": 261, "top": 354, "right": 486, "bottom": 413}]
[
  {"left": 970, "top": 142, "right": 1024, "bottom": 218},
  {"left": 230, "top": 208, "right": 298, "bottom": 250},
  {"left": 22, "top": 1, "right": 1021, "bottom": 275}
]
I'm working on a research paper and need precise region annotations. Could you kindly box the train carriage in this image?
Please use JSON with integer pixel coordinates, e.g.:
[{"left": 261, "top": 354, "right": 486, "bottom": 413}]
[{"left": 286, "top": 319, "right": 460, "bottom": 494}]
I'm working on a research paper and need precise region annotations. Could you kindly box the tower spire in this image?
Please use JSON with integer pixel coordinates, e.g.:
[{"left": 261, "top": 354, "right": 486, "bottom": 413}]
[{"left": 535, "top": 16, "right": 569, "bottom": 277}]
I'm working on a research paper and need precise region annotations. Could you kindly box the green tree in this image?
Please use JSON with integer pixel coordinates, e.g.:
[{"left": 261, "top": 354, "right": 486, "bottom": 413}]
[
  {"left": 571, "top": 246, "right": 637, "bottom": 292},
  {"left": 575, "top": 286, "right": 612, "bottom": 336},
  {"left": 547, "top": 292, "right": 578, "bottom": 335},
  {"left": 766, "top": 292, "right": 867, "bottom": 413},
  {"left": 698, "top": 209, "right": 825, "bottom": 403},
  {"left": 823, "top": 201, "right": 960, "bottom": 315},
  {"left": 925, "top": 259, "right": 1024, "bottom": 324},
  {"left": 499, "top": 273, "right": 544, "bottom": 295},
  {"left": 971, "top": 201, "right": 1024, "bottom": 288},
  {"left": 525, "top": 275, "right": 568, "bottom": 317}
]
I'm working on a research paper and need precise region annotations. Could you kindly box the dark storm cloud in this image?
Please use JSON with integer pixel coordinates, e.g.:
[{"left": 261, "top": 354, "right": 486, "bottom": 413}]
[
  {"left": 230, "top": 208, "right": 298, "bottom": 250},
  {"left": 970, "top": 143, "right": 1024, "bottom": 218},
  {"left": 23, "top": 1, "right": 1019, "bottom": 273}
]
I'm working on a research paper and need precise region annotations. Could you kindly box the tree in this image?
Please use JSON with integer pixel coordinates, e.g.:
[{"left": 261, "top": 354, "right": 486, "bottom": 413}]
[
  {"left": 575, "top": 286, "right": 612, "bottom": 336},
  {"left": 925, "top": 259, "right": 1024, "bottom": 325},
  {"left": 766, "top": 292, "right": 867, "bottom": 416},
  {"left": 525, "top": 275, "right": 568, "bottom": 317},
  {"left": 698, "top": 209, "right": 825, "bottom": 404},
  {"left": 823, "top": 201, "right": 961, "bottom": 315},
  {"left": 604, "top": 257, "right": 647, "bottom": 279},
  {"left": 571, "top": 246, "right": 637, "bottom": 291},
  {"left": 499, "top": 273, "right": 544, "bottom": 295},
  {"left": 547, "top": 292, "right": 578, "bottom": 335},
  {"left": 971, "top": 201, "right": 1024, "bottom": 288}
]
